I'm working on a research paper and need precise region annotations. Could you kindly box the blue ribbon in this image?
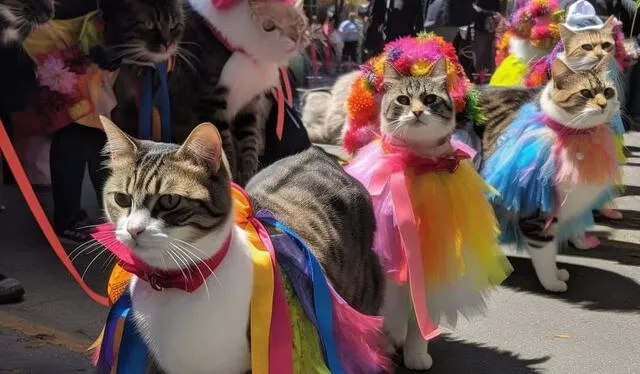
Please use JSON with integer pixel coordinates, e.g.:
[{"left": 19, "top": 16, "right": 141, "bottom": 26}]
[
  {"left": 258, "top": 212, "right": 346, "bottom": 374},
  {"left": 97, "top": 292, "right": 149, "bottom": 374},
  {"left": 138, "top": 62, "right": 171, "bottom": 142}
]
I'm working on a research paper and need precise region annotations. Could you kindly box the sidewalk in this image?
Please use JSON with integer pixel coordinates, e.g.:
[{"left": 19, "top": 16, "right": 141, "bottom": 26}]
[{"left": 1, "top": 134, "right": 639, "bottom": 373}]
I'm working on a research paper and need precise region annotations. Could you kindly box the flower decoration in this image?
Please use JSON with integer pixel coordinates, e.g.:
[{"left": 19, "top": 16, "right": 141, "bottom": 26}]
[
  {"left": 495, "top": 0, "right": 562, "bottom": 66},
  {"left": 36, "top": 55, "right": 78, "bottom": 95},
  {"left": 343, "top": 33, "right": 482, "bottom": 153}
]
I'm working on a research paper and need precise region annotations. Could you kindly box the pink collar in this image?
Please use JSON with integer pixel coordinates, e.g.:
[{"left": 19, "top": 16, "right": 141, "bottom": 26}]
[
  {"left": 380, "top": 140, "right": 471, "bottom": 175},
  {"left": 92, "top": 224, "right": 233, "bottom": 292},
  {"left": 543, "top": 116, "right": 599, "bottom": 137},
  {"left": 206, "top": 23, "right": 247, "bottom": 55}
]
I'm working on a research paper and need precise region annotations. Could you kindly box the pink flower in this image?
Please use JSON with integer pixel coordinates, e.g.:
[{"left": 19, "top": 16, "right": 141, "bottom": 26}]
[{"left": 36, "top": 56, "right": 77, "bottom": 95}]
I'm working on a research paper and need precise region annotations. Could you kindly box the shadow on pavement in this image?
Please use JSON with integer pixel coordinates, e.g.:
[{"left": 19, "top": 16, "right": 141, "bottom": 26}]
[
  {"left": 503, "top": 257, "right": 640, "bottom": 313},
  {"left": 620, "top": 185, "right": 640, "bottom": 197},
  {"left": 395, "top": 335, "right": 549, "bottom": 373}
]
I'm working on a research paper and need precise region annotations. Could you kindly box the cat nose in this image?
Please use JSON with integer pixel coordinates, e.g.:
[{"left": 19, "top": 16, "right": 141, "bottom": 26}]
[
  {"left": 127, "top": 226, "right": 145, "bottom": 239},
  {"left": 412, "top": 110, "right": 424, "bottom": 118}
]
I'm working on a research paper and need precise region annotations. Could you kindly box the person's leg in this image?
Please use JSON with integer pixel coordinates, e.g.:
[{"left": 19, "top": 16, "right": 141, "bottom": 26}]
[
  {"left": 85, "top": 127, "right": 109, "bottom": 210},
  {"left": 50, "top": 123, "right": 91, "bottom": 241}
]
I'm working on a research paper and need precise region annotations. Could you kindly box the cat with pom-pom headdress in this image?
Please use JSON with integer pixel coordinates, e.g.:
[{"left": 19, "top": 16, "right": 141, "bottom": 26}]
[
  {"left": 490, "top": 0, "right": 563, "bottom": 86},
  {"left": 342, "top": 33, "right": 485, "bottom": 154}
]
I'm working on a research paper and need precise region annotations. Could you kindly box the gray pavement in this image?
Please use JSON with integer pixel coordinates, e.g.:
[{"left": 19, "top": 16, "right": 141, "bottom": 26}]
[{"left": 1, "top": 135, "right": 639, "bottom": 373}]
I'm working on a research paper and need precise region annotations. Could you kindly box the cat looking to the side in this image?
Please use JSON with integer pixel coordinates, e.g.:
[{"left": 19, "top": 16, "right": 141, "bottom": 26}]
[
  {"left": 0, "top": 0, "right": 53, "bottom": 45},
  {"left": 98, "top": 117, "right": 385, "bottom": 374},
  {"left": 482, "top": 56, "right": 619, "bottom": 292},
  {"left": 169, "top": 0, "right": 309, "bottom": 184}
]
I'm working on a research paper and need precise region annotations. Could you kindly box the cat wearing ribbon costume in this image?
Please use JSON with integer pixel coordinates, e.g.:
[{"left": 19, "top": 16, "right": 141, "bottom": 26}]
[
  {"left": 481, "top": 53, "right": 620, "bottom": 292},
  {"left": 490, "top": 0, "right": 562, "bottom": 87},
  {"left": 90, "top": 117, "right": 388, "bottom": 373},
  {"left": 342, "top": 34, "right": 512, "bottom": 370}
]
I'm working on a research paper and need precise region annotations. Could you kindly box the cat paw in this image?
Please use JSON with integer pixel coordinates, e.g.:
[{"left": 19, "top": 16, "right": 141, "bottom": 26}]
[
  {"left": 556, "top": 269, "right": 570, "bottom": 282},
  {"left": 571, "top": 235, "right": 600, "bottom": 250},
  {"left": 556, "top": 268, "right": 570, "bottom": 282},
  {"left": 541, "top": 279, "right": 568, "bottom": 293},
  {"left": 403, "top": 346, "right": 433, "bottom": 371}
]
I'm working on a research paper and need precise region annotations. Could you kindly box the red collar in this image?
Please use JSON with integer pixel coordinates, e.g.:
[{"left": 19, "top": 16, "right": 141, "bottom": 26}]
[
  {"left": 543, "top": 116, "right": 599, "bottom": 137},
  {"left": 381, "top": 141, "right": 470, "bottom": 174},
  {"left": 92, "top": 224, "right": 233, "bottom": 293}
]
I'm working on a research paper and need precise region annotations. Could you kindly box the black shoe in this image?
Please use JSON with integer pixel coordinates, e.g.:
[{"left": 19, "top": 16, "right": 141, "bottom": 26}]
[{"left": 0, "top": 274, "right": 25, "bottom": 304}]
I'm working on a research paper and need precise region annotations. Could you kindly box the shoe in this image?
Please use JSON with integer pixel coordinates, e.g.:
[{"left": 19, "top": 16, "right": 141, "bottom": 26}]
[{"left": 0, "top": 274, "right": 25, "bottom": 304}]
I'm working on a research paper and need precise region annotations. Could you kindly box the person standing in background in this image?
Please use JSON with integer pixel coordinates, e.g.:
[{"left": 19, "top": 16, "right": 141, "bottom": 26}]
[
  {"left": 473, "top": 0, "right": 502, "bottom": 74},
  {"left": 11, "top": 0, "right": 118, "bottom": 243},
  {"left": 339, "top": 12, "right": 361, "bottom": 70},
  {"left": 364, "top": 0, "right": 424, "bottom": 59}
]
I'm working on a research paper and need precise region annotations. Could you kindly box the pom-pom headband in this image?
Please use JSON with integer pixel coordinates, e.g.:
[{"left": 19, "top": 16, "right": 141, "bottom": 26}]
[{"left": 344, "top": 33, "right": 483, "bottom": 153}]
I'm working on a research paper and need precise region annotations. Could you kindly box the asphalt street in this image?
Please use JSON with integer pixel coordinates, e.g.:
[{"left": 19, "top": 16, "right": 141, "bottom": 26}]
[{"left": 0, "top": 134, "right": 639, "bottom": 373}]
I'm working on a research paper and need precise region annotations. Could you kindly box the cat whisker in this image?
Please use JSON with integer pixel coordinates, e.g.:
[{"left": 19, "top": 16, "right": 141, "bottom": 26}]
[
  {"left": 168, "top": 243, "right": 195, "bottom": 281},
  {"left": 169, "top": 241, "right": 220, "bottom": 288},
  {"left": 171, "top": 244, "right": 214, "bottom": 299},
  {"left": 165, "top": 248, "right": 191, "bottom": 282},
  {"left": 82, "top": 248, "right": 109, "bottom": 279},
  {"left": 176, "top": 49, "right": 198, "bottom": 75},
  {"left": 101, "top": 253, "right": 117, "bottom": 272},
  {"left": 70, "top": 239, "right": 108, "bottom": 262}
]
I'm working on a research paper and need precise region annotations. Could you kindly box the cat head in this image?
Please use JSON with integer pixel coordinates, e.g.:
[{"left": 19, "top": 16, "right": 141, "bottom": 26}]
[
  {"left": 540, "top": 56, "right": 617, "bottom": 129},
  {"left": 0, "top": 0, "right": 53, "bottom": 24},
  {"left": 379, "top": 59, "right": 456, "bottom": 151},
  {"left": 189, "top": 0, "right": 309, "bottom": 65},
  {"left": 0, "top": 0, "right": 54, "bottom": 44},
  {"left": 101, "top": 0, "right": 185, "bottom": 64},
  {"left": 100, "top": 117, "right": 232, "bottom": 269},
  {"left": 559, "top": 16, "right": 615, "bottom": 70}
]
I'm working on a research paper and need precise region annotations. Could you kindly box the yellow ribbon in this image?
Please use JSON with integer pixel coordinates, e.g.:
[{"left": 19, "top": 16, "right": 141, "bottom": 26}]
[{"left": 232, "top": 188, "right": 274, "bottom": 374}]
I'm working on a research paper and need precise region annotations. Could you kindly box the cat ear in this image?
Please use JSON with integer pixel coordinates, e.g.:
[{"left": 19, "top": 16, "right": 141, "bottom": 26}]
[
  {"left": 550, "top": 58, "right": 573, "bottom": 88},
  {"left": 601, "top": 15, "right": 616, "bottom": 33},
  {"left": 428, "top": 58, "right": 447, "bottom": 78},
  {"left": 383, "top": 63, "right": 403, "bottom": 88},
  {"left": 177, "top": 123, "right": 223, "bottom": 170},
  {"left": 100, "top": 115, "right": 138, "bottom": 160},
  {"left": 558, "top": 24, "right": 576, "bottom": 44}
]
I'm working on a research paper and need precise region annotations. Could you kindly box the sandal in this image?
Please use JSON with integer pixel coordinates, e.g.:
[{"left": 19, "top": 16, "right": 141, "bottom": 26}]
[{"left": 56, "top": 210, "right": 93, "bottom": 244}]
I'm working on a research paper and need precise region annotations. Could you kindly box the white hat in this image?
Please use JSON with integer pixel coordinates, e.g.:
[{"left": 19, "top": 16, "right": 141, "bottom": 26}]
[{"left": 564, "top": 0, "right": 603, "bottom": 31}]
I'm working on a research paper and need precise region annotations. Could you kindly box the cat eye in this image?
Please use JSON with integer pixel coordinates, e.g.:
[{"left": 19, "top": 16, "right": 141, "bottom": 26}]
[
  {"left": 580, "top": 89, "right": 594, "bottom": 98},
  {"left": 114, "top": 193, "right": 132, "bottom": 208},
  {"left": 601, "top": 42, "right": 613, "bottom": 50},
  {"left": 603, "top": 87, "right": 616, "bottom": 99},
  {"left": 263, "top": 20, "right": 276, "bottom": 32},
  {"left": 422, "top": 94, "right": 437, "bottom": 105},
  {"left": 158, "top": 194, "right": 182, "bottom": 210},
  {"left": 144, "top": 20, "right": 154, "bottom": 30},
  {"left": 581, "top": 44, "right": 594, "bottom": 51},
  {"left": 396, "top": 95, "right": 411, "bottom": 105}
]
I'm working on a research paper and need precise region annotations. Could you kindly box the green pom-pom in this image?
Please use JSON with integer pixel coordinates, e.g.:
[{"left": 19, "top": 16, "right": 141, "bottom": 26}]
[{"left": 465, "top": 87, "right": 487, "bottom": 125}]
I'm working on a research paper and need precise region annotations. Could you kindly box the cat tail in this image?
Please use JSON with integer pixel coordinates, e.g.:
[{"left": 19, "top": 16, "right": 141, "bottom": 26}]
[{"left": 330, "top": 286, "right": 391, "bottom": 374}]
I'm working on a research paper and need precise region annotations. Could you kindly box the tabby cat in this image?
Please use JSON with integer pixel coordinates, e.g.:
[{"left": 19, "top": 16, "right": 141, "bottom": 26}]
[
  {"left": 558, "top": 15, "right": 615, "bottom": 71},
  {"left": 0, "top": 0, "right": 53, "bottom": 45},
  {"left": 301, "top": 70, "right": 359, "bottom": 144},
  {"left": 170, "top": 0, "right": 309, "bottom": 185},
  {"left": 482, "top": 56, "right": 618, "bottom": 292},
  {"left": 480, "top": 16, "right": 619, "bottom": 161},
  {"left": 99, "top": 116, "right": 385, "bottom": 373}
]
